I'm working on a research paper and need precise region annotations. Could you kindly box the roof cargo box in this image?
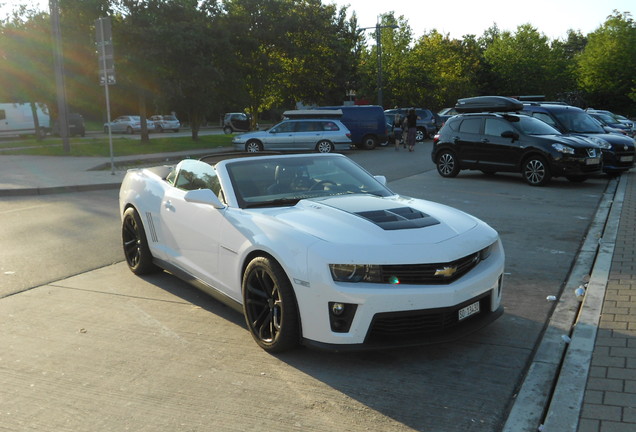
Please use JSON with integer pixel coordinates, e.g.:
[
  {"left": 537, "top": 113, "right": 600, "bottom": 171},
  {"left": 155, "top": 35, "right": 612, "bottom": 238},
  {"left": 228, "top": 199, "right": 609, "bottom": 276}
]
[{"left": 454, "top": 96, "right": 522, "bottom": 113}]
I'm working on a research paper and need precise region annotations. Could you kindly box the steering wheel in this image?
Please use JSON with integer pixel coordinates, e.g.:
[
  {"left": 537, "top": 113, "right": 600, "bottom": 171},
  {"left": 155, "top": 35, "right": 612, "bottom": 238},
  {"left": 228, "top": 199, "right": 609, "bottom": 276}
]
[{"left": 309, "top": 179, "right": 337, "bottom": 191}]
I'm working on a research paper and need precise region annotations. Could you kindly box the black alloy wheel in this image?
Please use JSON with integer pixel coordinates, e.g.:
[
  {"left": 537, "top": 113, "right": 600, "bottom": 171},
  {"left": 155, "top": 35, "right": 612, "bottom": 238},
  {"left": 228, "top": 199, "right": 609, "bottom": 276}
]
[
  {"left": 522, "top": 156, "right": 551, "bottom": 186},
  {"left": 122, "top": 207, "right": 160, "bottom": 275},
  {"left": 242, "top": 257, "right": 299, "bottom": 352},
  {"left": 436, "top": 150, "right": 460, "bottom": 178}
]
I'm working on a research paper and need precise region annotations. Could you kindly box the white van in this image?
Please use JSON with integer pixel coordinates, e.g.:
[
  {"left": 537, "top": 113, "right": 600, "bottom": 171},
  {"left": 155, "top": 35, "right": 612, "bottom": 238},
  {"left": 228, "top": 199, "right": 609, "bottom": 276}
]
[{"left": 0, "top": 103, "right": 51, "bottom": 137}]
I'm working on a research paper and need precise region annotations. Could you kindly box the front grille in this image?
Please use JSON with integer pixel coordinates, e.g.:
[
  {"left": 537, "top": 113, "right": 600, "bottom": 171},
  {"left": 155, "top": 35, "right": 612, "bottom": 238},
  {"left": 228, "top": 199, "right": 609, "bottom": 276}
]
[
  {"left": 379, "top": 252, "right": 480, "bottom": 285},
  {"left": 365, "top": 292, "right": 491, "bottom": 343}
]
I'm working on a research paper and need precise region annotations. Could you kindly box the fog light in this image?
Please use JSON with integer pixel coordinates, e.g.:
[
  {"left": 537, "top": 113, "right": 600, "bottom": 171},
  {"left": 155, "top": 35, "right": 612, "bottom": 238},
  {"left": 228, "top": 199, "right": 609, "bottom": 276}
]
[
  {"left": 331, "top": 302, "right": 345, "bottom": 316},
  {"left": 328, "top": 302, "right": 358, "bottom": 333}
]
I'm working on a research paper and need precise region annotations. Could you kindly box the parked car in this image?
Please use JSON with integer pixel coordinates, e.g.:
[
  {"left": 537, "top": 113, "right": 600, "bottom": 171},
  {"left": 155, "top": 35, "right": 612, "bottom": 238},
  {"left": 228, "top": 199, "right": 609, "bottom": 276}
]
[
  {"left": 223, "top": 112, "right": 251, "bottom": 134},
  {"left": 104, "top": 116, "right": 154, "bottom": 134},
  {"left": 150, "top": 114, "right": 180, "bottom": 133},
  {"left": 53, "top": 112, "right": 85, "bottom": 137},
  {"left": 589, "top": 114, "right": 631, "bottom": 136},
  {"left": 437, "top": 107, "right": 460, "bottom": 125},
  {"left": 232, "top": 118, "right": 351, "bottom": 153},
  {"left": 586, "top": 111, "right": 632, "bottom": 136},
  {"left": 384, "top": 108, "right": 439, "bottom": 141},
  {"left": 315, "top": 105, "right": 388, "bottom": 150},
  {"left": 119, "top": 152, "right": 504, "bottom": 352},
  {"left": 432, "top": 96, "right": 603, "bottom": 186},
  {"left": 522, "top": 103, "right": 635, "bottom": 175}
]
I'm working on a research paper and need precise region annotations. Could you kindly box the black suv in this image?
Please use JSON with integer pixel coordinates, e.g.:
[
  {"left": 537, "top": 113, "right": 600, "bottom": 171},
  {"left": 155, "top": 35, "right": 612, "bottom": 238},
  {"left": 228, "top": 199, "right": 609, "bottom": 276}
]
[
  {"left": 384, "top": 108, "right": 439, "bottom": 141},
  {"left": 432, "top": 97, "right": 603, "bottom": 186},
  {"left": 522, "top": 103, "right": 635, "bottom": 175}
]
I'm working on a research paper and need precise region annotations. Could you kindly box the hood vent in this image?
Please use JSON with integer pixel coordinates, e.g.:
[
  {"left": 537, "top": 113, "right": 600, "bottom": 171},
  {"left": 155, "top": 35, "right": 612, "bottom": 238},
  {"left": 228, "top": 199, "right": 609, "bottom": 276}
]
[{"left": 356, "top": 207, "right": 440, "bottom": 230}]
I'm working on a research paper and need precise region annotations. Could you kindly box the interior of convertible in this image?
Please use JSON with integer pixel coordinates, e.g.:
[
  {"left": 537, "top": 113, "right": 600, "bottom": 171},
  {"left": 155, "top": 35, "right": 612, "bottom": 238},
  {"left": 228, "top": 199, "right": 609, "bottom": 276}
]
[{"left": 163, "top": 155, "right": 392, "bottom": 208}]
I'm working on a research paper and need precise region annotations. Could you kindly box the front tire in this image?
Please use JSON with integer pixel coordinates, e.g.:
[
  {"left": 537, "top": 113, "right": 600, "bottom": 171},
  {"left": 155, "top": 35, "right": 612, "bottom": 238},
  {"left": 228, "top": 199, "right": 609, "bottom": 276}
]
[
  {"left": 245, "top": 140, "right": 263, "bottom": 152},
  {"left": 126, "top": 126, "right": 134, "bottom": 134},
  {"left": 242, "top": 257, "right": 300, "bottom": 353},
  {"left": 316, "top": 140, "right": 334, "bottom": 153},
  {"left": 522, "top": 156, "right": 551, "bottom": 186},
  {"left": 122, "top": 207, "right": 160, "bottom": 275},
  {"left": 436, "top": 150, "right": 460, "bottom": 178}
]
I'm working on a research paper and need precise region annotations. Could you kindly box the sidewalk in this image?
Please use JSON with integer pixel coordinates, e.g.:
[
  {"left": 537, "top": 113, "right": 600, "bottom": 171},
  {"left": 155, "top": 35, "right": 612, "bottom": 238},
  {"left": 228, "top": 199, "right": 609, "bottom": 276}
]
[
  {"left": 1, "top": 153, "right": 634, "bottom": 431},
  {"left": 576, "top": 170, "right": 636, "bottom": 432},
  {"left": 0, "top": 150, "right": 215, "bottom": 196}
]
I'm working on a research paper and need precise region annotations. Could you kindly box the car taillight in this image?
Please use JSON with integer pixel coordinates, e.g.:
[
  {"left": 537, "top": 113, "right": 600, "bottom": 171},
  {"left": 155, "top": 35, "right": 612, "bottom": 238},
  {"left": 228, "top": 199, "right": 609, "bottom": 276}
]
[{"left": 346, "top": 133, "right": 351, "bottom": 139}]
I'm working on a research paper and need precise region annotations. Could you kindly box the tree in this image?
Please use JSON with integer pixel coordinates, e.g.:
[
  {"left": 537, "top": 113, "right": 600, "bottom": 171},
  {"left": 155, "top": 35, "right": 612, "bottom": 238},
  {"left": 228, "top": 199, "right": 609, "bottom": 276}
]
[
  {"left": 576, "top": 11, "right": 636, "bottom": 114},
  {"left": 483, "top": 24, "right": 571, "bottom": 99}
]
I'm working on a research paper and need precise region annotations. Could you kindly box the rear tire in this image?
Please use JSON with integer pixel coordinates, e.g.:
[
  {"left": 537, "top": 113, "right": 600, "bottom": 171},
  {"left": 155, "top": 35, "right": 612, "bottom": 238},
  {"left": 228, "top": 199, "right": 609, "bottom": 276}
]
[
  {"left": 316, "top": 140, "right": 334, "bottom": 153},
  {"left": 223, "top": 126, "right": 233, "bottom": 134},
  {"left": 359, "top": 135, "right": 377, "bottom": 150},
  {"left": 436, "top": 150, "right": 460, "bottom": 178}
]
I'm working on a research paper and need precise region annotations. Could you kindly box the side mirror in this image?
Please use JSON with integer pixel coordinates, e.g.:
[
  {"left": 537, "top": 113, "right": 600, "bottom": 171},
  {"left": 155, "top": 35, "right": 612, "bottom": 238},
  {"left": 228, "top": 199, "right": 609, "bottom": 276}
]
[
  {"left": 501, "top": 130, "right": 519, "bottom": 141},
  {"left": 374, "top": 175, "right": 387, "bottom": 186},
  {"left": 184, "top": 189, "right": 225, "bottom": 209}
]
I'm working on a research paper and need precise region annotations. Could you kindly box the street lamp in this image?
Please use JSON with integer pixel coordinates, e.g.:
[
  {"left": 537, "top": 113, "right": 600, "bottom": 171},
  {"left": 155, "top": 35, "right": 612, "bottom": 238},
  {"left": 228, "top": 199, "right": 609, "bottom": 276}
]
[{"left": 360, "top": 22, "right": 398, "bottom": 108}]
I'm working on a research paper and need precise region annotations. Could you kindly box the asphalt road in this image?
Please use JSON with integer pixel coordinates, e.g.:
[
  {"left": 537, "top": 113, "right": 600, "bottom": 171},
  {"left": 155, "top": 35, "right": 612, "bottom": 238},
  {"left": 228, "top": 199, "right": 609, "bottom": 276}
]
[{"left": 0, "top": 143, "right": 611, "bottom": 431}]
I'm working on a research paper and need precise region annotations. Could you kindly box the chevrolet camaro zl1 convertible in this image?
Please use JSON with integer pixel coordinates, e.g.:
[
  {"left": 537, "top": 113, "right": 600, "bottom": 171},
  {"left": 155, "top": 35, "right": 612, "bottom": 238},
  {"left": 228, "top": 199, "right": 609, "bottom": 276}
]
[{"left": 119, "top": 152, "right": 505, "bottom": 352}]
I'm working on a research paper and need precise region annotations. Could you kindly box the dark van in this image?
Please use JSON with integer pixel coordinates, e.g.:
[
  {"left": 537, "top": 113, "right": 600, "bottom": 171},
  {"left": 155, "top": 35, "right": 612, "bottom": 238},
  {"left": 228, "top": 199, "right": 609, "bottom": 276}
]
[{"left": 317, "top": 105, "right": 388, "bottom": 149}]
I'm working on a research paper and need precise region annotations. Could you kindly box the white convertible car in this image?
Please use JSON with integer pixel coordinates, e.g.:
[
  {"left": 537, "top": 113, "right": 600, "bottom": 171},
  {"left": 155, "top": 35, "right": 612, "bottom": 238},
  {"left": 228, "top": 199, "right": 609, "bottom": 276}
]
[{"left": 119, "top": 152, "right": 504, "bottom": 352}]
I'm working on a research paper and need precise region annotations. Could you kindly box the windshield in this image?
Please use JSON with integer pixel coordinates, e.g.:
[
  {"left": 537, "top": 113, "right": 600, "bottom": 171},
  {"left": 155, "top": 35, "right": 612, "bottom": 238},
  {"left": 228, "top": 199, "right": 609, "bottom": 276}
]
[
  {"left": 225, "top": 155, "right": 394, "bottom": 208},
  {"left": 513, "top": 115, "right": 561, "bottom": 135},
  {"left": 554, "top": 111, "right": 605, "bottom": 133}
]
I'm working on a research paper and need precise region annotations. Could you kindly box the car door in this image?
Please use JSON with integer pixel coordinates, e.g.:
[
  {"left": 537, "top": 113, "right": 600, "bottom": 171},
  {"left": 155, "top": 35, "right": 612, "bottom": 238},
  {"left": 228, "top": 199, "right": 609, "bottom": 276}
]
[
  {"left": 158, "top": 160, "right": 223, "bottom": 287},
  {"left": 292, "top": 121, "right": 323, "bottom": 150},
  {"left": 480, "top": 117, "right": 522, "bottom": 170},
  {"left": 264, "top": 120, "right": 297, "bottom": 150},
  {"left": 454, "top": 117, "right": 484, "bottom": 167}
]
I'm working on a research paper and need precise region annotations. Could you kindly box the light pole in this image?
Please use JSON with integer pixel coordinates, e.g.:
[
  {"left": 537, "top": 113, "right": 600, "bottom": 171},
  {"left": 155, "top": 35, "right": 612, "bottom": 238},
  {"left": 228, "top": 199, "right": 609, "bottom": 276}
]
[{"left": 361, "top": 22, "right": 398, "bottom": 108}]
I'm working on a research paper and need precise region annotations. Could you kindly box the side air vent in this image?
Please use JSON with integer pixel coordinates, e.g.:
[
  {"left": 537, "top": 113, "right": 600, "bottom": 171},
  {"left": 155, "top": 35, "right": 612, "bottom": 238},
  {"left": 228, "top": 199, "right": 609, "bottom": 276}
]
[
  {"left": 355, "top": 207, "right": 440, "bottom": 230},
  {"left": 145, "top": 212, "right": 159, "bottom": 242}
]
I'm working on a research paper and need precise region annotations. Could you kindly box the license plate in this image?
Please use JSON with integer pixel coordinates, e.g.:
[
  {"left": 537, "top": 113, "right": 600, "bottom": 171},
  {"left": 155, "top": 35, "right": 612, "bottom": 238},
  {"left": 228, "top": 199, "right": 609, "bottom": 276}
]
[
  {"left": 458, "top": 301, "right": 480, "bottom": 321},
  {"left": 620, "top": 155, "right": 634, "bottom": 162},
  {"left": 585, "top": 157, "right": 600, "bottom": 165}
]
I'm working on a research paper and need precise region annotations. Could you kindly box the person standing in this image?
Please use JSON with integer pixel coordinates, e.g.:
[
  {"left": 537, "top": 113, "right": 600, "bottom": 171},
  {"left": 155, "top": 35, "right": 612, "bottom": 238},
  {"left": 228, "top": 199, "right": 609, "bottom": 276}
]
[
  {"left": 393, "top": 114, "right": 403, "bottom": 151},
  {"left": 406, "top": 108, "right": 418, "bottom": 152}
]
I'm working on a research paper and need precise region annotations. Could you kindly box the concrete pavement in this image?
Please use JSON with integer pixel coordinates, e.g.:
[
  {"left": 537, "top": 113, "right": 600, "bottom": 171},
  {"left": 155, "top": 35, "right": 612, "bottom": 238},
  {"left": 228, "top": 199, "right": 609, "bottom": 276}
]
[{"left": 0, "top": 151, "right": 634, "bottom": 431}]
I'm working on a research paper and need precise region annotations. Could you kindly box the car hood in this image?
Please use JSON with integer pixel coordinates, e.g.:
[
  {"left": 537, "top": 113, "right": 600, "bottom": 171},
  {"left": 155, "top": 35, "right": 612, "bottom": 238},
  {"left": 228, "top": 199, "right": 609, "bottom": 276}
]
[
  {"left": 567, "top": 132, "right": 635, "bottom": 147},
  {"left": 252, "top": 194, "right": 482, "bottom": 246},
  {"left": 542, "top": 134, "right": 598, "bottom": 148},
  {"left": 233, "top": 130, "right": 269, "bottom": 140}
]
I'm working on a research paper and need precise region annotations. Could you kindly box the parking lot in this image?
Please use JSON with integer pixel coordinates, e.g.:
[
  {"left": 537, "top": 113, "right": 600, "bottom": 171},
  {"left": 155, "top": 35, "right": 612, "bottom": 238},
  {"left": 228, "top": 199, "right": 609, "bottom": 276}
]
[{"left": 0, "top": 142, "right": 614, "bottom": 431}]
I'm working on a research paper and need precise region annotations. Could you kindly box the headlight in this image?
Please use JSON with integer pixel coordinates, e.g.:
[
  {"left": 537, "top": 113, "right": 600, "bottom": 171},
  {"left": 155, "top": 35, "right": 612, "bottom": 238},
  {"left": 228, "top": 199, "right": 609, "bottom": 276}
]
[
  {"left": 479, "top": 244, "right": 493, "bottom": 260},
  {"left": 586, "top": 136, "right": 612, "bottom": 149},
  {"left": 552, "top": 143, "right": 575, "bottom": 154},
  {"left": 329, "top": 264, "right": 382, "bottom": 283}
]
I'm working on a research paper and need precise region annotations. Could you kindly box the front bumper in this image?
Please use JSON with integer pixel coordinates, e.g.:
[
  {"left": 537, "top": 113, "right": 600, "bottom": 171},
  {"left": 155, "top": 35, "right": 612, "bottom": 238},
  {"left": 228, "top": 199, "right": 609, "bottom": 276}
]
[{"left": 295, "top": 240, "right": 505, "bottom": 349}]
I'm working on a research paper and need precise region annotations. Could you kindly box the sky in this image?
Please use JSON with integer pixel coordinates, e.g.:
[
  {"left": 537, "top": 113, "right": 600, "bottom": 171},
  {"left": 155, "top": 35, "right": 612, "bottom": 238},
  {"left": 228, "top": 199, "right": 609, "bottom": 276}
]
[
  {"left": 328, "top": 0, "right": 634, "bottom": 41},
  {"left": 2, "top": 0, "right": 633, "bottom": 41}
]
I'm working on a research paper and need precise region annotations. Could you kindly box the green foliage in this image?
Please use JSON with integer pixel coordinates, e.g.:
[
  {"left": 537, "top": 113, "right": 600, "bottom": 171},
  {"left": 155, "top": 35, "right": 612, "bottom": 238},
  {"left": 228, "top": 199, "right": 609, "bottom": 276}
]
[
  {"left": 0, "top": 1, "right": 634, "bottom": 129},
  {"left": 575, "top": 11, "right": 636, "bottom": 113}
]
